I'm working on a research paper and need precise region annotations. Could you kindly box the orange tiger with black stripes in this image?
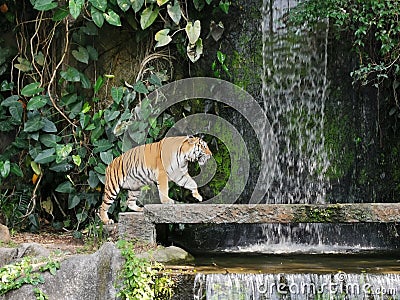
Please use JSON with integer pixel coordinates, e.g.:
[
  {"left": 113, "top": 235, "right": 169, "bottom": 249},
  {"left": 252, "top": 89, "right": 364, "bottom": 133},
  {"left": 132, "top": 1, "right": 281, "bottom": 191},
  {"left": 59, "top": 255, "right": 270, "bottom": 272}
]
[{"left": 99, "top": 136, "right": 212, "bottom": 224}]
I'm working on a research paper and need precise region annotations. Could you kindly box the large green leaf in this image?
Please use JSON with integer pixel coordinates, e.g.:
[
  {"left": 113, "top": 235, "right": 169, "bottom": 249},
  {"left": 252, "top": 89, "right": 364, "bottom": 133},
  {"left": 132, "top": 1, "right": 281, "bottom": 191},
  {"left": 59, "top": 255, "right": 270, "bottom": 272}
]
[
  {"left": 100, "top": 150, "right": 113, "bottom": 165},
  {"left": 157, "top": 0, "right": 169, "bottom": 6},
  {"left": 79, "top": 72, "right": 91, "bottom": 89},
  {"left": 91, "top": 6, "right": 104, "bottom": 27},
  {"left": 10, "top": 163, "right": 23, "bottom": 177},
  {"left": 27, "top": 95, "right": 48, "bottom": 110},
  {"left": 89, "top": 0, "right": 107, "bottom": 12},
  {"left": 80, "top": 113, "right": 91, "bottom": 129},
  {"left": 60, "top": 93, "right": 78, "bottom": 106},
  {"left": 72, "top": 46, "right": 89, "bottom": 64},
  {"left": 185, "top": 20, "right": 201, "bottom": 44},
  {"left": 68, "top": 195, "right": 81, "bottom": 209},
  {"left": 24, "top": 115, "right": 44, "bottom": 132},
  {"left": 104, "top": 9, "right": 121, "bottom": 26},
  {"left": 104, "top": 109, "right": 120, "bottom": 122},
  {"left": 111, "top": 86, "right": 124, "bottom": 103},
  {"left": 193, "top": 0, "right": 205, "bottom": 11},
  {"left": 53, "top": 6, "right": 69, "bottom": 21},
  {"left": 33, "top": 0, "right": 58, "bottom": 11},
  {"left": 21, "top": 82, "right": 44, "bottom": 97},
  {"left": 1, "top": 95, "right": 19, "bottom": 107},
  {"left": 42, "top": 118, "right": 57, "bottom": 132},
  {"left": 140, "top": 5, "right": 159, "bottom": 30},
  {"left": 69, "top": 0, "right": 84, "bottom": 19},
  {"left": 9, "top": 105, "right": 23, "bottom": 123},
  {"left": 133, "top": 81, "right": 148, "bottom": 93},
  {"left": 187, "top": 37, "right": 203, "bottom": 63},
  {"left": 55, "top": 181, "right": 75, "bottom": 193},
  {"left": 40, "top": 134, "right": 61, "bottom": 147},
  {"left": 94, "top": 163, "right": 106, "bottom": 175},
  {"left": 131, "top": 0, "right": 144, "bottom": 13},
  {"left": 76, "top": 210, "right": 88, "bottom": 223},
  {"left": 94, "top": 76, "right": 104, "bottom": 94},
  {"left": 0, "top": 160, "right": 10, "bottom": 178},
  {"left": 167, "top": 1, "right": 181, "bottom": 25},
  {"left": 34, "top": 52, "right": 45, "bottom": 66},
  {"left": 87, "top": 46, "right": 98, "bottom": 61},
  {"left": 60, "top": 67, "right": 81, "bottom": 82},
  {"left": 90, "top": 126, "right": 104, "bottom": 143},
  {"left": 155, "top": 29, "right": 172, "bottom": 48},
  {"left": 88, "top": 170, "right": 100, "bottom": 188},
  {"left": 93, "top": 139, "right": 113, "bottom": 153},
  {"left": 34, "top": 148, "right": 56, "bottom": 164},
  {"left": 56, "top": 144, "right": 73, "bottom": 163},
  {"left": 117, "top": 0, "right": 130, "bottom": 11},
  {"left": 14, "top": 57, "right": 32, "bottom": 72}
]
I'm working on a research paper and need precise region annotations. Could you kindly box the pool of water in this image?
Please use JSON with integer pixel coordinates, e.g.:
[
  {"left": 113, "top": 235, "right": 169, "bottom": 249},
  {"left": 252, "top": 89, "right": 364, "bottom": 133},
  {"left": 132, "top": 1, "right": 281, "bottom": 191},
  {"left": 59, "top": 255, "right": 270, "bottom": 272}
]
[{"left": 170, "top": 253, "right": 400, "bottom": 274}]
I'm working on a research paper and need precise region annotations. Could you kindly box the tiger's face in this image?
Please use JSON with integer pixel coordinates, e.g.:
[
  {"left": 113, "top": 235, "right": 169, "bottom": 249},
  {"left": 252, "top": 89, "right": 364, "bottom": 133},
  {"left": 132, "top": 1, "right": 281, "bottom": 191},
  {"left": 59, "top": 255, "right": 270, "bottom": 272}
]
[{"left": 187, "top": 136, "right": 212, "bottom": 165}]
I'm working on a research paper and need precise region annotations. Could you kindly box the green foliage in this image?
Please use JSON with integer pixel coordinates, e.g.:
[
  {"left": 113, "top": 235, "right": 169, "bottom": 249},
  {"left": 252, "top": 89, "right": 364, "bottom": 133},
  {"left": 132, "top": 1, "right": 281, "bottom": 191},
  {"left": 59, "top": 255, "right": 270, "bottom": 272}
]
[
  {"left": 116, "top": 240, "right": 174, "bottom": 300},
  {"left": 290, "top": 0, "right": 400, "bottom": 86},
  {"left": 212, "top": 50, "right": 231, "bottom": 78},
  {"left": 0, "top": 0, "right": 230, "bottom": 230},
  {"left": 0, "top": 256, "right": 60, "bottom": 295}
]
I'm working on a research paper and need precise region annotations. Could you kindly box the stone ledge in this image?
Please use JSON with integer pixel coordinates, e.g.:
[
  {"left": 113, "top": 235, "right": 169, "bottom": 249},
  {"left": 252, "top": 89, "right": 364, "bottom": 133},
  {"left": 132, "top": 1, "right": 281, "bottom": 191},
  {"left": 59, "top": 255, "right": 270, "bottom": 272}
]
[
  {"left": 118, "top": 203, "right": 400, "bottom": 242},
  {"left": 142, "top": 203, "right": 400, "bottom": 224}
]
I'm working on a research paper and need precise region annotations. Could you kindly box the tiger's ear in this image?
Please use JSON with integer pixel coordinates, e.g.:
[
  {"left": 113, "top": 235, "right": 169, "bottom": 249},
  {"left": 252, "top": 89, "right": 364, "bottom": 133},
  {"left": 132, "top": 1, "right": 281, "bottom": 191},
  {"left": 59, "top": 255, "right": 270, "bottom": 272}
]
[{"left": 187, "top": 135, "right": 198, "bottom": 144}]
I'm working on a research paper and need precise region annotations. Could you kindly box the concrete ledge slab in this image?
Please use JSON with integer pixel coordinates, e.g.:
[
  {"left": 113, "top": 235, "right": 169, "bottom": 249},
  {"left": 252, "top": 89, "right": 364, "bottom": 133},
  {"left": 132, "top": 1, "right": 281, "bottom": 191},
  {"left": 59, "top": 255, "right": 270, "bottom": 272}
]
[
  {"left": 143, "top": 203, "right": 400, "bottom": 224},
  {"left": 118, "top": 203, "right": 400, "bottom": 242}
]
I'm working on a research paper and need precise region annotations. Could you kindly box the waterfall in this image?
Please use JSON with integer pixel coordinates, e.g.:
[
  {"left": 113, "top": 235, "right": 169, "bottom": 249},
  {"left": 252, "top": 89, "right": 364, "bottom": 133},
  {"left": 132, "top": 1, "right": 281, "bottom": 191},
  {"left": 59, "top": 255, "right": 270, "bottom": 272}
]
[
  {"left": 194, "top": 273, "right": 400, "bottom": 300},
  {"left": 262, "top": 0, "right": 330, "bottom": 204}
]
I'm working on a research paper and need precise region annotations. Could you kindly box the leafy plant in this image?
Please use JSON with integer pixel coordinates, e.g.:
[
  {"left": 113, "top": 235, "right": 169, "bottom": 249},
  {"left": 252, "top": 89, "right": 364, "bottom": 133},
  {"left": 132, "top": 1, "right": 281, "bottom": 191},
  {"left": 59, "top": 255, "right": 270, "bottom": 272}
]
[
  {"left": 290, "top": 0, "right": 400, "bottom": 86},
  {"left": 212, "top": 50, "right": 231, "bottom": 78},
  {"left": 0, "top": 0, "right": 230, "bottom": 230},
  {"left": 0, "top": 256, "right": 60, "bottom": 295},
  {"left": 116, "top": 240, "right": 174, "bottom": 300}
]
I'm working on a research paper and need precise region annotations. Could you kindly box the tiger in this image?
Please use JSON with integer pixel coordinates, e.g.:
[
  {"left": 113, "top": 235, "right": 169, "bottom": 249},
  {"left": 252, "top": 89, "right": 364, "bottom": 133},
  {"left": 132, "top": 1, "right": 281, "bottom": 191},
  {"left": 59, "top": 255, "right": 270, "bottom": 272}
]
[{"left": 98, "top": 135, "right": 212, "bottom": 224}]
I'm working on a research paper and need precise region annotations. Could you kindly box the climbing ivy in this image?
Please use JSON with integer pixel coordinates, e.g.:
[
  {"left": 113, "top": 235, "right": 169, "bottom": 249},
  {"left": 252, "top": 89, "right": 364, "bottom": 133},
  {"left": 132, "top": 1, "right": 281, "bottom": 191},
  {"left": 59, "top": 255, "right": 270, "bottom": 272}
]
[{"left": 0, "top": 0, "right": 230, "bottom": 230}]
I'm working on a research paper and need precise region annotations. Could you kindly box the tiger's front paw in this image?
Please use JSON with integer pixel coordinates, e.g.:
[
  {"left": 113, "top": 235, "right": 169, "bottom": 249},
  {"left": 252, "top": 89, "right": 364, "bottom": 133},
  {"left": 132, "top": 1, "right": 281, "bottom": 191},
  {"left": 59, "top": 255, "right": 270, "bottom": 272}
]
[
  {"left": 128, "top": 201, "right": 144, "bottom": 212},
  {"left": 98, "top": 211, "right": 114, "bottom": 225},
  {"left": 161, "top": 197, "right": 175, "bottom": 205},
  {"left": 192, "top": 191, "right": 203, "bottom": 202}
]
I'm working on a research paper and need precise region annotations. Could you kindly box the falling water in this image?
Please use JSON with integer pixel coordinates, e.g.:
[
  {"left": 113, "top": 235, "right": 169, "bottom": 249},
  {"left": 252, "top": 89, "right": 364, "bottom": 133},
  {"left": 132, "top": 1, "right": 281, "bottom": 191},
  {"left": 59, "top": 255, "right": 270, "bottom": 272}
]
[
  {"left": 194, "top": 273, "right": 400, "bottom": 300},
  {"left": 187, "top": 2, "right": 400, "bottom": 298},
  {"left": 258, "top": 0, "right": 331, "bottom": 253},
  {"left": 262, "top": 0, "right": 329, "bottom": 204}
]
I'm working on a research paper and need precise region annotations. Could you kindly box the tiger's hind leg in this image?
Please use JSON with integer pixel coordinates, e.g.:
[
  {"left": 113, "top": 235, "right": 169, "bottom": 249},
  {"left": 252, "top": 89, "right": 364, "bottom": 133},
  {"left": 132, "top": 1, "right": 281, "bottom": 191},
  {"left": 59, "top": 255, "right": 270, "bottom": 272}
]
[
  {"left": 127, "top": 190, "right": 144, "bottom": 212},
  {"left": 99, "top": 179, "right": 120, "bottom": 225}
]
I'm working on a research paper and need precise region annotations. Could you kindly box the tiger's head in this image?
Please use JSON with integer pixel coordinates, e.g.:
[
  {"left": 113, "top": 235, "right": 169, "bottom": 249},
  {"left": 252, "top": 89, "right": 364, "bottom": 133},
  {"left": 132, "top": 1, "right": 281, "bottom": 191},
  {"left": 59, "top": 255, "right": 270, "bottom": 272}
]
[{"left": 185, "top": 136, "right": 212, "bottom": 165}]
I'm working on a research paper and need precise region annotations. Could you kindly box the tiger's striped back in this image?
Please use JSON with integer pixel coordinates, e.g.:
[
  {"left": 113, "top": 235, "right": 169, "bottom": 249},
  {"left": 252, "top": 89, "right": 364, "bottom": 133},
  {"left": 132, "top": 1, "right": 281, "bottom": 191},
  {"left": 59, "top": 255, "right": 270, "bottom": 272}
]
[{"left": 99, "top": 136, "right": 212, "bottom": 224}]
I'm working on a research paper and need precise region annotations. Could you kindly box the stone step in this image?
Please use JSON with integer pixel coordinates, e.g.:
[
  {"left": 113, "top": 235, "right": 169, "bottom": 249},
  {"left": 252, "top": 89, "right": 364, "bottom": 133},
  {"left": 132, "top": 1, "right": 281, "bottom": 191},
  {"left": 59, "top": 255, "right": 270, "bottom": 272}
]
[{"left": 117, "top": 203, "right": 400, "bottom": 243}]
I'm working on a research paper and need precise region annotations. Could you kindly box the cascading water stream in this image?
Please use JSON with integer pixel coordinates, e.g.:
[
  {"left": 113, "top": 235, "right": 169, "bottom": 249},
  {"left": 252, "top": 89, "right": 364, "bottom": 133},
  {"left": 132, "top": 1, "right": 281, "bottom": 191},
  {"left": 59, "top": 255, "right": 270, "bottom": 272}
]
[
  {"left": 225, "top": 0, "right": 333, "bottom": 254},
  {"left": 262, "top": 0, "right": 329, "bottom": 204},
  {"left": 188, "top": 1, "right": 400, "bottom": 298},
  {"left": 194, "top": 273, "right": 400, "bottom": 300}
]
